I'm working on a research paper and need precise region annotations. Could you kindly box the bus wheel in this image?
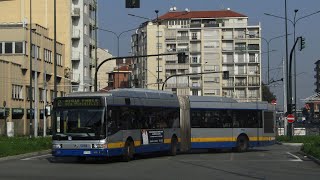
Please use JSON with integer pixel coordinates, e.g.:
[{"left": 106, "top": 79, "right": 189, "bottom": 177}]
[
  {"left": 123, "top": 140, "right": 134, "bottom": 162},
  {"left": 236, "top": 136, "right": 249, "bottom": 152},
  {"left": 169, "top": 137, "right": 178, "bottom": 156}
]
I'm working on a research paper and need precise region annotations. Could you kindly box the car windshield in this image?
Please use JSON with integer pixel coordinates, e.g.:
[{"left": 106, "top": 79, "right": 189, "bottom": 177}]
[{"left": 53, "top": 108, "right": 105, "bottom": 140}]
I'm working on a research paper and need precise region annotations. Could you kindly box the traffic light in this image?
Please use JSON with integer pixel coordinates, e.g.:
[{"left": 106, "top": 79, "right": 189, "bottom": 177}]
[
  {"left": 126, "top": 0, "right": 140, "bottom": 8},
  {"left": 300, "top": 37, "right": 305, "bottom": 51},
  {"left": 177, "top": 52, "right": 187, "bottom": 63},
  {"left": 223, "top": 71, "right": 229, "bottom": 80}
]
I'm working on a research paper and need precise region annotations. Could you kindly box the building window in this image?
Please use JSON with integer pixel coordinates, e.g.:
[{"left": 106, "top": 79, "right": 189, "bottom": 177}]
[
  {"left": 84, "top": 45, "right": 88, "bottom": 56},
  {"left": 0, "top": 42, "right": 2, "bottom": 54},
  {"left": 12, "top": 85, "right": 23, "bottom": 100},
  {"left": 84, "top": 66, "right": 88, "bottom": 76},
  {"left": 84, "top": 25, "right": 87, "bottom": 35},
  {"left": 31, "top": 44, "right": 35, "bottom": 57},
  {"left": 192, "top": 90, "right": 199, "bottom": 96},
  {"left": 5, "top": 42, "right": 12, "bottom": 53},
  {"left": 84, "top": 4, "right": 88, "bottom": 14},
  {"left": 56, "top": 54, "right": 62, "bottom": 66},
  {"left": 15, "top": 42, "right": 23, "bottom": 54}
]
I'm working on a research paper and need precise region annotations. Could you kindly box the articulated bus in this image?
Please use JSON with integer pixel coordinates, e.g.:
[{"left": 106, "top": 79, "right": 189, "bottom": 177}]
[{"left": 52, "top": 89, "right": 275, "bottom": 161}]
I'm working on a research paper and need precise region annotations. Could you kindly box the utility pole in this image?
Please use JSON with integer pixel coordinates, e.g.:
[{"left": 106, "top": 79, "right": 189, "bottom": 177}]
[{"left": 52, "top": 0, "right": 57, "bottom": 137}]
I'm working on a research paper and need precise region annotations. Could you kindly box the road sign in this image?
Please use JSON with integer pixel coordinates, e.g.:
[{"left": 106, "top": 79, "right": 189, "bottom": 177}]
[
  {"left": 287, "top": 114, "right": 295, "bottom": 123},
  {"left": 271, "top": 99, "right": 277, "bottom": 105}
]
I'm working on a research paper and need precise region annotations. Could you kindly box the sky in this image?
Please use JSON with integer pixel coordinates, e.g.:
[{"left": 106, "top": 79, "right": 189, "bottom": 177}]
[{"left": 97, "top": 0, "right": 320, "bottom": 110}]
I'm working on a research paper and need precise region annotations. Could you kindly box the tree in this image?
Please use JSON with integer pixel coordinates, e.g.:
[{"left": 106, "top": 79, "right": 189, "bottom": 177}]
[{"left": 262, "top": 83, "right": 276, "bottom": 103}]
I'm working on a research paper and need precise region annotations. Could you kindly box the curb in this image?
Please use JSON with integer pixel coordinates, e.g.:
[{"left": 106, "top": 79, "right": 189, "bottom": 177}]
[
  {"left": 0, "top": 149, "right": 51, "bottom": 162},
  {"left": 281, "top": 143, "right": 303, "bottom": 146},
  {"left": 298, "top": 151, "right": 320, "bottom": 165}
]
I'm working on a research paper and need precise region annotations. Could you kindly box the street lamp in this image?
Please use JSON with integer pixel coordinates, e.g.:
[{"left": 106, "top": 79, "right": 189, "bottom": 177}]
[
  {"left": 265, "top": 9, "right": 320, "bottom": 116},
  {"left": 96, "top": 27, "right": 137, "bottom": 91},
  {"left": 29, "top": 0, "right": 33, "bottom": 138},
  {"left": 247, "top": 34, "right": 291, "bottom": 84}
]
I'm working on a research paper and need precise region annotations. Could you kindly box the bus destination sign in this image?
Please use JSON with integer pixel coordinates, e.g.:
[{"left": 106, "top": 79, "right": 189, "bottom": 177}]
[{"left": 56, "top": 98, "right": 102, "bottom": 107}]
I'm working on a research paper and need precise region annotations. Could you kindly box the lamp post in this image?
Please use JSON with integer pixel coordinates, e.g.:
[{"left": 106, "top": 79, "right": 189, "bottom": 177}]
[
  {"left": 248, "top": 34, "right": 290, "bottom": 84},
  {"left": 265, "top": 9, "right": 320, "bottom": 115},
  {"left": 29, "top": 0, "right": 33, "bottom": 138},
  {"left": 52, "top": 0, "right": 57, "bottom": 137},
  {"left": 96, "top": 27, "right": 137, "bottom": 91},
  {"left": 155, "top": 10, "right": 160, "bottom": 90}
]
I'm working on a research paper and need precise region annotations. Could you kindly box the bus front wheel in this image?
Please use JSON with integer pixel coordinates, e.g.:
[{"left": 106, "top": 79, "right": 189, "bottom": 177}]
[
  {"left": 123, "top": 140, "right": 134, "bottom": 162},
  {"left": 236, "top": 136, "right": 249, "bottom": 152},
  {"left": 169, "top": 137, "right": 178, "bottom": 156}
]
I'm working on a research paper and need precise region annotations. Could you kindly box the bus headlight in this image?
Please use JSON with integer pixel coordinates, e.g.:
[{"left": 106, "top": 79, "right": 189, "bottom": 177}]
[
  {"left": 52, "top": 144, "right": 62, "bottom": 149},
  {"left": 92, "top": 144, "right": 104, "bottom": 149}
]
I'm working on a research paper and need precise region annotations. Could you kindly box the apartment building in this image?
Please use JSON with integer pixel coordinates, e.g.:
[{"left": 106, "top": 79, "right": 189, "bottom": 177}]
[
  {"left": 0, "top": 23, "right": 67, "bottom": 135},
  {"left": 95, "top": 48, "right": 114, "bottom": 90},
  {"left": 131, "top": 9, "right": 262, "bottom": 102},
  {"left": 0, "top": 0, "right": 97, "bottom": 92}
]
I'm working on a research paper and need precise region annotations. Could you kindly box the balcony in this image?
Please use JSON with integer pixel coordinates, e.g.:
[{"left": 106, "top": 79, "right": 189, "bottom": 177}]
[
  {"left": 190, "top": 83, "right": 202, "bottom": 89},
  {"left": 222, "top": 60, "right": 234, "bottom": 64},
  {"left": 165, "top": 64, "right": 189, "bottom": 70},
  {"left": 71, "top": 51, "right": 80, "bottom": 61},
  {"left": 204, "top": 23, "right": 219, "bottom": 27},
  {"left": 235, "top": 82, "right": 247, "bottom": 86},
  {"left": 177, "top": 48, "right": 189, "bottom": 52},
  {"left": 235, "top": 47, "right": 246, "bottom": 51},
  {"left": 248, "top": 83, "right": 259, "bottom": 87},
  {"left": 177, "top": 36, "right": 189, "bottom": 41},
  {"left": 72, "top": 29, "right": 81, "bottom": 39},
  {"left": 222, "top": 83, "right": 234, "bottom": 88},
  {"left": 190, "top": 23, "right": 202, "bottom": 28},
  {"left": 71, "top": 8, "right": 80, "bottom": 18},
  {"left": 71, "top": 72, "right": 80, "bottom": 83},
  {"left": 165, "top": 36, "right": 176, "bottom": 41}
]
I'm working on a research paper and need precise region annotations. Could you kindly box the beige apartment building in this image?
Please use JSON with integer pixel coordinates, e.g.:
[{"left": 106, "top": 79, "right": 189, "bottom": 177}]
[
  {"left": 131, "top": 9, "right": 262, "bottom": 102},
  {"left": 0, "top": 23, "right": 67, "bottom": 136},
  {"left": 95, "top": 48, "right": 114, "bottom": 90},
  {"left": 0, "top": 0, "right": 97, "bottom": 92}
]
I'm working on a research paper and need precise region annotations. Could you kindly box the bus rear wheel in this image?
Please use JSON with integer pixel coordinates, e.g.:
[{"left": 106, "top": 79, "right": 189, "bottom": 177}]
[
  {"left": 123, "top": 140, "right": 134, "bottom": 162},
  {"left": 169, "top": 137, "right": 178, "bottom": 156},
  {"left": 236, "top": 136, "right": 249, "bottom": 152}
]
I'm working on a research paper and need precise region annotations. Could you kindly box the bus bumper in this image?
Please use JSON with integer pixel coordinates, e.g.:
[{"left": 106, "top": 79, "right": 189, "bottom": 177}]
[{"left": 52, "top": 148, "right": 124, "bottom": 157}]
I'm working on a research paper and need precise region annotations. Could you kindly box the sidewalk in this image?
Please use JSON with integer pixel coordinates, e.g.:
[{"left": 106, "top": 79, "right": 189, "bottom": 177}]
[
  {"left": 279, "top": 142, "right": 320, "bottom": 165},
  {"left": 0, "top": 149, "right": 51, "bottom": 162}
]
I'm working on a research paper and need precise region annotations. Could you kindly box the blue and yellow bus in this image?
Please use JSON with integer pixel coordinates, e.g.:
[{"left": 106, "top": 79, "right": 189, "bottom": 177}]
[{"left": 52, "top": 88, "right": 275, "bottom": 161}]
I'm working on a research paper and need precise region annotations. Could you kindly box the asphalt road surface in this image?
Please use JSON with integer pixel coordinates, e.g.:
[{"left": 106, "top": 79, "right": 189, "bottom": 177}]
[{"left": 0, "top": 144, "right": 319, "bottom": 180}]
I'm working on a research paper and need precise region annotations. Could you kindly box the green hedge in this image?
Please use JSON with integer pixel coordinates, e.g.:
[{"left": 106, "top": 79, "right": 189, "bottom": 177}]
[
  {"left": 0, "top": 136, "right": 51, "bottom": 158},
  {"left": 277, "top": 136, "right": 320, "bottom": 159}
]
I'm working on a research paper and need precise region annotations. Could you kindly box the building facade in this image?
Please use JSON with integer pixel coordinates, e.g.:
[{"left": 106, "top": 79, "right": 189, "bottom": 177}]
[
  {"left": 95, "top": 48, "right": 114, "bottom": 90},
  {"left": 0, "top": 0, "right": 97, "bottom": 92},
  {"left": 131, "top": 9, "right": 262, "bottom": 102},
  {"left": 0, "top": 23, "right": 67, "bottom": 136}
]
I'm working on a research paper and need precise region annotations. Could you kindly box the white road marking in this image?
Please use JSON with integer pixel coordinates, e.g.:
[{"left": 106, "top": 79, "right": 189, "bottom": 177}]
[
  {"left": 286, "top": 152, "right": 303, "bottom": 162},
  {"left": 21, "top": 154, "right": 52, "bottom": 161}
]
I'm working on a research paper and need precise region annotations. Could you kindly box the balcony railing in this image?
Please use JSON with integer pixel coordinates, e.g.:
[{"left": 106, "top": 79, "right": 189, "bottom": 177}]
[
  {"left": 72, "top": 8, "right": 80, "bottom": 17},
  {"left": 177, "top": 36, "right": 189, "bottom": 41},
  {"left": 71, "top": 51, "right": 80, "bottom": 60},
  {"left": 72, "top": 29, "right": 81, "bottom": 39}
]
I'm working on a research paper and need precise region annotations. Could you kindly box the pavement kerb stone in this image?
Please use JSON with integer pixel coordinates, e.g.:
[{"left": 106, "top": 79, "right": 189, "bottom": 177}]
[
  {"left": 281, "top": 143, "right": 303, "bottom": 146},
  {"left": 298, "top": 151, "right": 320, "bottom": 165},
  {"left": 0, "top": 149, "right": 51, "bottom": 162}
]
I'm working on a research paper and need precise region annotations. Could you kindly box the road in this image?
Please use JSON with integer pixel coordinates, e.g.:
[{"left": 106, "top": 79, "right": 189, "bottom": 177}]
[{"left": 0, "top": 144, "right": 319, "bottom": 180}]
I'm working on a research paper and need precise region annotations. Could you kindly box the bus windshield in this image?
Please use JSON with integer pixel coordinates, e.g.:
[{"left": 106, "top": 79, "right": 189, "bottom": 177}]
[{"left": 53, "top": 108, "right": 105, "bottom": 140}]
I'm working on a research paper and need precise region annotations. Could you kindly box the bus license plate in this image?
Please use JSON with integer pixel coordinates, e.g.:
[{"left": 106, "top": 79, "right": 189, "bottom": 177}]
[{"left": 83, "top": 151, "right": 91, "bottom": 155}]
